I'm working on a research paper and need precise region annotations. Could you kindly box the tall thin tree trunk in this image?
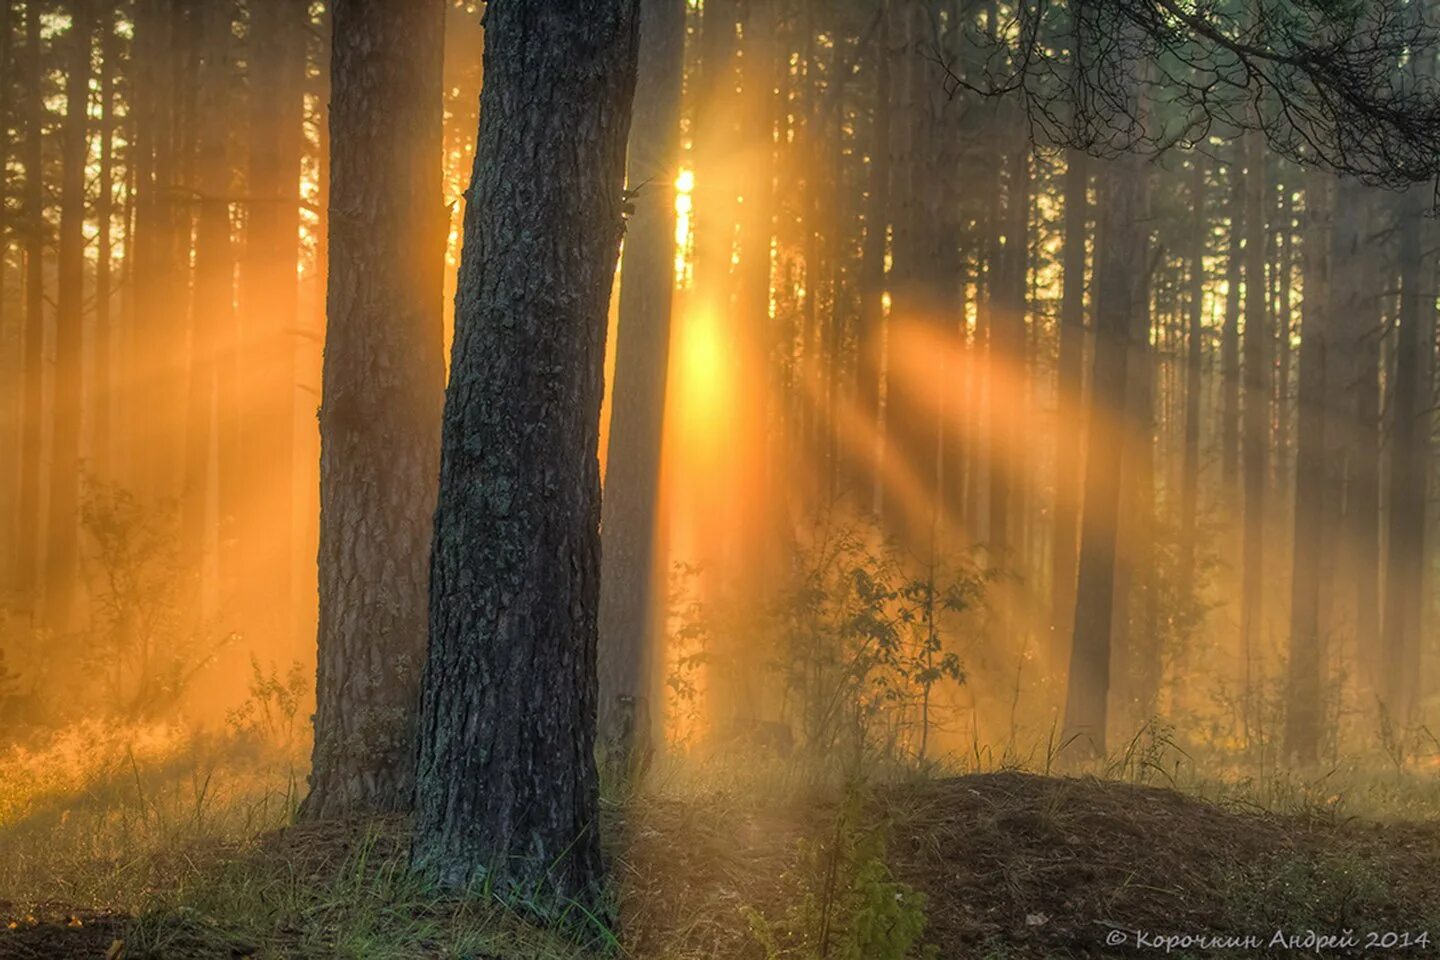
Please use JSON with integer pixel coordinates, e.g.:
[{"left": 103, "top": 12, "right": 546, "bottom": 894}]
[
  {"left": 303, "top": 0, "right": 446, "bottom": 820},
  {"left": 94, "top": 4, "right": 116, "bottom": 483},
  {"left": 1179, "top": 153, "right": 1204, "bottom": 593},
  {"left": 45, "top": 0, "right": 93, "bottom": 632},
  {"left": 1239, "top": 128, "right": 1269, "bottom": 744},
  {"left": 1285, "top": 171, "right": 1330, "bottom": 764},
  {"left": 1221, "top": 150, "right": 1243, "bottom": 498},
  {"left": 413, "top": 0, "right": 640, "bottom": 917},
  {"left": 597, "top": 0, "right": 686, "bottom": 766},
  {"left": 1062, "top": 150, "right": 1146, "bottom": 760},
  {"left": 857, "top": 7, "right": 890, "bottom": 517},
  {"left": 16, "top": 0, "right": 44, "bottom": 614},
  {"left": 1051, "top": 147, "right": 1088, "bottom": 649},
  {"left": 1381, "top": 182, "right": 1430, "bottom": 727}
]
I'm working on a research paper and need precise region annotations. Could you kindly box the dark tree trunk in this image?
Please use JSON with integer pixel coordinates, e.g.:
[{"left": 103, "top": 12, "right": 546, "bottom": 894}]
[
  {"left": 1050, "top": 148, "right": 1088, "bottom": 648},
  {"left": 16, "top": 0, "right": 44, "bottom": 614},
  {"left": 597, "top": 0, "right": 685, "bottom": 767},
  {"left": 45, "top": 0, "right": 92, "bottom": 632},
  {"left": 129, "top": 0, "right": 187, "bottom": 503},
  {"left": 987, "top": 120, "right": 1028, "bottom": 560},
  {"left": 93, "top": 3, "right": 116, "bottom": 482},
  {"left": 0, "top": 0, "right": 9, "bottom": 592},
  {"left": 303, "top": 0, "right": 446, "bottom": 820},
  {"left": 1239, "top": 128, "right": 1269, "bottom": 743},
  {"left": 1179, "top": 154, "right": 1204, "bottom": 592},
  {"left": 412, "top": 0, "right": 639, "bottom": 917},
  {"left": 1381, "top": 183, "right": 1429, "bottom": 727},
  {"left": 1061, "top": 151, "right": 1146, "bottom": 760},
  {"left": 1285, "top": 171, "right": 1330, "bottom": 765},
  {"left": 857, "top": 8, "right": 890, "bottom": 517},
  {"left": 1221, "top": 150, "right": 1243, "bottom": 498}
]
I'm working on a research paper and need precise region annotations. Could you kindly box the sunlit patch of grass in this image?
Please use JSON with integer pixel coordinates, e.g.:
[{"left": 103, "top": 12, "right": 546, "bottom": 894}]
[{"left": 0, "top": 721, "right": 302, "bottom": 910}]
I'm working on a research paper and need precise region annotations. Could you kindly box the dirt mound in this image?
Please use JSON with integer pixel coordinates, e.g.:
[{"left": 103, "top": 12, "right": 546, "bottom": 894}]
[
  {"left": 888, "top": 772, "right": 1440, "bottom": 958},
  {"left": 7, "top": 773, "right": 1440, "bottom": 958}
]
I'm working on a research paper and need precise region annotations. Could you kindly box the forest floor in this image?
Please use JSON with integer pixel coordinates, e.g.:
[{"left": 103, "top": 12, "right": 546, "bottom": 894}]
[{"left": 5, "top": 747, "right": 1440, "bottom": 960}]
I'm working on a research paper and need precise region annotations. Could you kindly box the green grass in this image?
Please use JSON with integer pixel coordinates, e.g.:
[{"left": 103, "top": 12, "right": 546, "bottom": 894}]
[{"left": 6, "top": 721, "right": 1440, "bottom": 959}]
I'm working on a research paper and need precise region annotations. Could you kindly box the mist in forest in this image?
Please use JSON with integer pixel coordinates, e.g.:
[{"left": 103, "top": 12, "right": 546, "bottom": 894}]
[
  {"left": 0, "top": 0, "right": 1439, "bottom": 952},
  {"left": 0, "top": 0, "right": 1436, "bottom": 783}
]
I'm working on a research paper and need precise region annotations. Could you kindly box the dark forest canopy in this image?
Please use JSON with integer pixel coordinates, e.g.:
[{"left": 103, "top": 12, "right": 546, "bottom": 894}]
[{"left": 940, "top": 0, "right": 1440, "bottom": 184}]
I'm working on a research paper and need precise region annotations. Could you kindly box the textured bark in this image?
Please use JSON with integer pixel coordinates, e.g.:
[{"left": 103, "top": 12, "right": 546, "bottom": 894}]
[
  {"left": 413, "top": 0, "right": 639, "bottom": 915},
  {"left": 1285, "top": 171, "right": 1329, "bottom": 765},
  {"left": 1061, "top": 151, "right": 1145, "bottom": 760},
  {"left": 304, "top": 0, "right": 446, "bottom": 820},
  {"left": 16, "top": 0, "right": 43, "bottom": 612},
  {"left": 1050, "top": 148, "right": 1088, "bottom": 647},
  {"left": 597, "top": 0, "right": 685, "bottom": 766},
  {"left": 45, "top": 0, "right": 92, "bottom": 632},
  {"left": 1381, "top": 183, "right": 1429, "bottom": 726},
  {"left": 241, "top": 0, "right": 307, "bottom": 640}
]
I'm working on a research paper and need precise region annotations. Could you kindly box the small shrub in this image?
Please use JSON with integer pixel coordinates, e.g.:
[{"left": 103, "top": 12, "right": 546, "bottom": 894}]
[{"left": 745, "top": 785, "right": 936, "bottom": 960}]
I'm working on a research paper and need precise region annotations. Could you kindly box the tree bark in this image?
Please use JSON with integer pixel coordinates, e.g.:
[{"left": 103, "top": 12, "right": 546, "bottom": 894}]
[
  {"left": 857, "top": 7, "right": 891, "bottom": 517},
  {"left": 1220, "top": 149, "right": 1243, "bottom": 498},
  {"left": 45, "top": 0, "right": 93, "bottom": 632},
  {"left": 412, "top": 0, "right": 639, "bottom": 917},
  {"left": 597, "top": 0, "right": 685, "bottom": 767},
  {"left": 1381, "top": 182, "right": 1429, "bottom": 727},
  {"left": 1061, "top": 150, "right": 1146, "bottom": 760},
  {"left": 1239, "top": 128, "right": 1269, "bottom": 743},
  {"left": 16, "top": 0, "right": 44, "bottom": 614},
  {"left": 93, "top": 3, "right": 116, "bottom": 483},
  {"left": 1285, "top": 171, "right": 1330, "bottom": 764},
  {"left": 1179, "top": 153, "right": 1204, "bottom": 594},
  {"left": 1050, "top": 148, "right": 1088, "bottom": 649},
  {"left": 303, "top": 0, "right": 446, "bottom": 820}
]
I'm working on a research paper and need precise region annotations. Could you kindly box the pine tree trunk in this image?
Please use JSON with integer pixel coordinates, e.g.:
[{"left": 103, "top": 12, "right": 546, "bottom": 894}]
[
  {"left": 303, "top": 0, "right": 446, "bottom": 820},
  {"left": 597, "top": 0, "right": 685, "bottom": 766},
  {"left": 1050, "top": 148, "right": 1088, "bottom": 648},
  {"left": 1062, "top": 150, "right": 1146, "bottom": 759},
  {"left": 45, "top": 0, "right": 92, "bottom": 632},
  {"left": 1220, "top": 150, "right": 1243, "bottom": 497},
  {"left": 857, "top": 8, "right": 890, "bottom": 517},
  {"left": 93, "top": 4, "right": 116, "bottom": 483},
  {"left": 1381, "top": 183, "right": 1429, "bottom": 726},
  {"left": 1179, "top": 154, "right": 1204, "bottom": 594},
  {"left": 129, "top": 0, "right": 187, "bottom": 503},
  {"left": 1239, "top": 128, "right": 1269, "bottom": 743},
  {"left": 16, "top": 0, "right": 44, "bottom": 614},
  {"left": 412, "top": 0, "right": 639, "bottom": 917},
  {"left": 1285, "top": 170, "right": 1330, "bottom": 765}
]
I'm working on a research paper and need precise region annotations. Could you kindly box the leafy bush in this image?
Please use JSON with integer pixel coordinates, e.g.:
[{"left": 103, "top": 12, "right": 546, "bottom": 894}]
[{"left": 667, "top": 513, "right": 991, "bottom": 766}]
